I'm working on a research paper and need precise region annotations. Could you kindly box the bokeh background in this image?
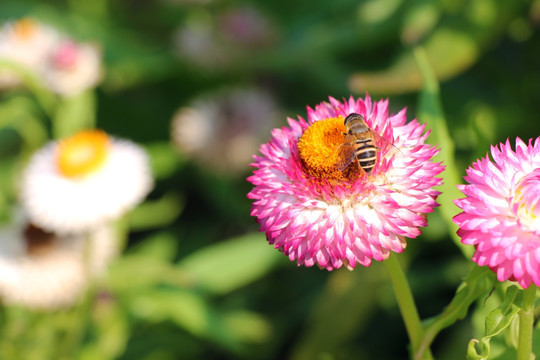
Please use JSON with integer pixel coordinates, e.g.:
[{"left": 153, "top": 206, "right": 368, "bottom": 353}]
[{"left": 0, "top": 0, "right": 539, "bottom": 359}]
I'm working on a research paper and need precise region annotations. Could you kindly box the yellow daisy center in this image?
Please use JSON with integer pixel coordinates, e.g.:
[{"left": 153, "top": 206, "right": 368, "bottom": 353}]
[
  {"left": 297, "top": 117, "right": 360, "bottom": 181},
  {"left": 13, "top": 18, "right": 38, "bottom": 40},
  {"left": 56, "top": 130, "right": 110, "bottom": 178},
  {"left": 511, "top": 169, "right": 540, "bottom": 233}
]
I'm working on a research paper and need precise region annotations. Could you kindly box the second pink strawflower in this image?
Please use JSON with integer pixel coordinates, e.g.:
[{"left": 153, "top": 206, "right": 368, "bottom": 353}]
[{"left": 454, "top": 137, "right": 540, "bottom": 288}]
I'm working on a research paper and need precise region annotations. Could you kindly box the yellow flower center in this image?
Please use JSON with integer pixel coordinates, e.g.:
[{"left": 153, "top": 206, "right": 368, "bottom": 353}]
[
  {"left": 512, "top": 169, "right": 540, "bottom": 233},
  {"left": 13, "top": 18, "right": 38, "bottom": 40},
  {"left": 56, "top": 130, "right": 110, "bottom": 178},
  {"left": 297, "top": 117, "right": 360, "bottom": 181}
]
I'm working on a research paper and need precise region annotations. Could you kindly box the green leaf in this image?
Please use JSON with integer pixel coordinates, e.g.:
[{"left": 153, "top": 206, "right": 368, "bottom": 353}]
[
  {"left": 143, "top": 141, "right": 184, "bottom": 180},
  {"left": 53, "top": 90, "right": 96, "bottom": 138},
  {"left": 413, "top": 45, "right": 472, "bottom": 258},
  {"left": 401, "top": 0, "right": 441, "bottom": 45},
  {"left": 106, "top": 255, "right": 192, "bottom": 293},
  {"left": 13, "top": 114, "right": 49, "bottom": 153},
  {"left": 127, "top": 231, "right": 179, "bottom": 261},
  {"left": 349, "top": 28, "right": 478, "bottom": 94},
  {"left": 126, "top": 287, "right": 272, "bottom": 351},
  {"left": 127, "top": 288, "right": 244, "bottom": 352},
  {"left": 127, "top": 192, "right": 184, "bottom": 231},
  {"left": 221, "top": 310, "right": 272, "bottom": 344},
  {"left": 128, "top": 288, "right": 218, "bottom": 335},
  {"left": 78, "top": 297, "right": 129, "bottom": 360},
  {"left": 0, "top": 95, "right": 48, "bottom": 153},
  {"left": 418, "top": 266, "right": 495, "bottom": 359},
  {"left": 290, "top": 266, "right": 384, "bottom": 360},
  {"left": 485, "top": 286, "right": 522, "bottom": 336},
  {"left": 0, "top": 59, "right": 58, "bottom": 116},
  {"left": 349, "top": 0, "right": 524, "bottom": 94},
  {"left": 466, "top": 285, "right": 523, "bottom": 360},
  {"left": 467, "top": 339, "right": 484, "bottom": 360},
  {"left": 177, "top": 233, "right": 283, "bottom": 295},
  {"left": 357, "top": 0, "right": 404, "bottom": 25}
]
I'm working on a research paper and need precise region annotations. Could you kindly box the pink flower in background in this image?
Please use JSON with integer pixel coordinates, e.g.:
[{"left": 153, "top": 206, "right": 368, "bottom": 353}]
[
  {"left": 52, "top": 40, "right": 79, "bottom": 69},
  {"left": 171, "top": 87, "right": 280, "bottom": 174},
  {"left": 247, "top": 95, "right": 443, "bottom": 270},
  {"left": 218, "top": 6, "right": 274, "bottom": 46},
  {"left": 173, "top": 5, "right": 274, "bottom": 70},
  {"left": 454, "top": 138, "right": 540, "bottom": 288},
  {"left": 43, "top": 39, "right": 102, "bottom": 96},
  {"left": 0, "top": 18, "right": 102, "bottom": 95}
]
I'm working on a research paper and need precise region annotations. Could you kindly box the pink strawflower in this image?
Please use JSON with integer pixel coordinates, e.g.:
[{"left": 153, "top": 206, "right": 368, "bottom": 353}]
[
  {"left": 454, "top": 137, "right": 540, "bottom": 288},
  {"left": 247, "top": 95, "right": 444, "bottom": 270},
  {"left": 52, "top": 40, "right": 79, "bottom": 69}
]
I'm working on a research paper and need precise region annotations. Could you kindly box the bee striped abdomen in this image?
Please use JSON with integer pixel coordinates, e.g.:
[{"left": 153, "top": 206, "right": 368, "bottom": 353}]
[{"left": 354, "top": 138, "right": 377, "bottom": 174}]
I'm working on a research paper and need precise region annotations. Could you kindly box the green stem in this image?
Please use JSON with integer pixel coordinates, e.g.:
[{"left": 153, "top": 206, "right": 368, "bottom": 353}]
[
  {"left": 412, "top": 46, "right": 472, "bottom": 259},
  {"left": 0, "top": 60, "right": 58, "bottom": 118},
  {"left": 384, "top": 253, "right": 433, "bottom": 360},
  {"left": 517, "top": 285, "right": 536, "bottom": 360}
]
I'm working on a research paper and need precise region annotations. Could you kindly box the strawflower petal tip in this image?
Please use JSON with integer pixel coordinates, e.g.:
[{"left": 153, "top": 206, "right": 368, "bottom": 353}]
[
  {"left": 247, "top": 95, "right": 444, "bottom": 270},
  {"left": 454, "top": 137, "right": 540, "bottom": 288}
]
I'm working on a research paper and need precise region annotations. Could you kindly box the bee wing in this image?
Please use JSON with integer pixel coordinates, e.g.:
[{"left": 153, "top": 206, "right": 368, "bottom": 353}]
[
  {"left": 368, "top": 129, "right": 402, "bottom": 156},
  {"left": 335, "top": 141, "right": 356, "bottom": 171}
]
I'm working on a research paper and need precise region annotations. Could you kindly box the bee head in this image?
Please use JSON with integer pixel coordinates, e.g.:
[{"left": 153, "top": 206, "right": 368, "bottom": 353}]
[{"left": 344, "top": 113, "right": 364, "bottom": 126}]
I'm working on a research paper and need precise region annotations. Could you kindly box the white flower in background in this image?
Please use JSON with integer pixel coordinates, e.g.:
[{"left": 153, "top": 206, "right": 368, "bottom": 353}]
[
  {"left": 0, "top": 221, "right": 117, "bottom": 310},
  {"left": 218, "top": 6, "right": 274, "bottom": 46},
  {"left": 171, "top": 87, "right": 281, "bottom": 174},
  {"left": 0, "top": 17, "right": 103, "bottom": 94},
  {"left": 173, "top": 6, "right": 274, "bottom": 70},
  {"left": 0, "top": 18, "right": 59, "bottom": 87},
  {"left": 21, "top": 130, "right": 153, "bottom": 234},
  {"left": 43, "top": 39, "right": 102, "bottom": 96}
]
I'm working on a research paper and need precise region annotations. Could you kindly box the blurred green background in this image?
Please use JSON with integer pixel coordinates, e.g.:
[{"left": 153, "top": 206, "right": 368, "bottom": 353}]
[{"left": 0, "top": 0, "right": 539, "bottom": 359}]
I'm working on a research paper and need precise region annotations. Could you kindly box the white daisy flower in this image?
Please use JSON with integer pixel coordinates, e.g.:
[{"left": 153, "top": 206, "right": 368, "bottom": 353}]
[
  {"left": 0, "top": 18, "right": 59, "bottom": 87},
  {"left": 42, "top": 39, "right": 102, "bottom": 96},
  {"left": 0, "top": 221, "right": 117, "bottom": 310},
  {"left": 20, "top": 130, "right": 153, "bottom": 234}
]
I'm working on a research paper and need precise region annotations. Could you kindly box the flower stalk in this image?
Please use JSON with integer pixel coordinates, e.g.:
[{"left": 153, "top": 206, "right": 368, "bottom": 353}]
[
  {"left": 517, "top": 285, "right": 536, "bottom": 360},
  {"left": 384, "top": 253, "right": 433, "bottom": 360}
]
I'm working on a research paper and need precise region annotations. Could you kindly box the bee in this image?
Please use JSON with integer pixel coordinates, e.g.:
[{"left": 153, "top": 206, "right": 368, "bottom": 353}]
[{"left": 335, "top": 113, "right": 395, "bottom": 175}]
